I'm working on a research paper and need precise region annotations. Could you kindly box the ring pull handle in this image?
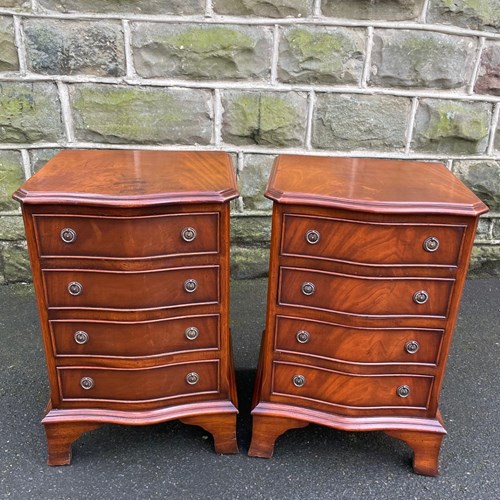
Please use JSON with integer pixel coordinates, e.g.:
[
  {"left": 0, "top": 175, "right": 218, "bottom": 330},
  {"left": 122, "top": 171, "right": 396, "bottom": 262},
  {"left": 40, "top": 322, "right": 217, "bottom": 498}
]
[
  {"left": 305, "top": 230, "right": 320, "bottom": 245},
  {"left": 184, "top": 279, "right": 198, "bottom": 293},
  {"left": 423, "top": 237, "right": 439, "bottom": 252},
  {"left": 296, "top": 330, "right": 310, "bottom": 344},
  {"left": 60, "top": 228, "right": 77, "bottom": 244},
  {"left": 185, "top": 327, "right": 199, "bottom": 341},
  {"left": 74, "top": 331, "right": 89, "bottom": 344},
  {"left": 405, "top": 340, "right": 420, "bottom": 354},
  {"left": 80, "top": 377, "right": 94, "bottom": 390},
  {"left": 397, "top": 385, "right": 410, "bottom": 398},
  {"left": 301, "top": 282, "right": 316, "bottom": 296},
  {"left": 186, "top": 372, "right": 199, "bottom": 385},
  {"left": 181, "top": 227, "right": 197, "bottom": 242},
  {"left": 68, "top": 281, "right": 83, "bottom": 296},
  {"left": 292, "top": 374, "right": 306, "bottom": 387},
  {"left": 413, "top": 290, "right": 429, "bottom": 305}
]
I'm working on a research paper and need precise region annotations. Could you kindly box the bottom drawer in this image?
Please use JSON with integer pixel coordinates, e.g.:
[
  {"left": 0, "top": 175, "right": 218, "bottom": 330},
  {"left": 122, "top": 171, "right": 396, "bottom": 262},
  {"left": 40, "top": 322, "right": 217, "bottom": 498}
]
[
  {"left": 272, "top": 362, "right": 433, "bottom": 410},
  {"left": 58, "top": 361, "right": 219, "bottom": 402}
]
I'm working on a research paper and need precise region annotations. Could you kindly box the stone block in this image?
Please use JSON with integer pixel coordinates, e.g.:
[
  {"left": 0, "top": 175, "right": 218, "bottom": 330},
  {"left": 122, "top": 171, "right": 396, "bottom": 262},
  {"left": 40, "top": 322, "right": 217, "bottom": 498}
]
[
  {"left": 37, "top": 0, "right": 204, "bottom": 15},
  {"left": 278, "top": 27, "right": 365, "bottom": 85},
  {"left": 370, "top": 30, "right": 475, "bottom": 89},
  {"left": 1, "top": 241, "right": 31, "bottom": 283},
  {"left": 492, "top": 219, "right": 500, "bottom": 239},
  {"left": 476, "top": 217, "right": 491, "bottom": 239},
  {"left": 453, "top": 160, "right": 500, "bottom": 210},
  {"left": 24, "top": 19, "right": 125, "bottom": 77},
  {"left": 0, "top": 16, "right": 18, "bottom": 72},
  {"left": 0, "top": 150, "right": 24, "bottom": 211},
  {"left": 0, "top": 1, "right": 30, "bottom": 8},
  {"left": 428, "top": 0, "right": 500, "bottom": 33},
  {"left": 238, "top": 154, "right": 276, "bottom": 211},
  {"left": 132, "top": 24, "right": 272, "bottom": 81},
  {"left": 213, "top": 0, "right": 312, "bottom": 17},
  {"left": 231, "top": 216, "right": 272, "bottom": 245},
  {"left": 412, "top": 99, "right": 491, "bottom": 154},
  {"left": 29, "top": 148, "right": 60, "bottom": 173},
  {"left": 474, "top": 41, "right": 500, "bottom": 95},
  {"left": 321, "top": 0, "right": 426, "bottom": 20},
  {"left": 70, "top": 84, "right": 213, "bottom": 145},
  {"left": 0, "top": 215, "right": 24, "bottom": 240},
  {"left": 230, "top": 245, "right": 270, "bottom": 279},
  {"left": 222, "top": 91, "right": 307, "bottom": 147},
  {"left": 0, "top": 82, "right": 63, "bottom": 143},
  {"left": 312, "top": 93, "right": 410, "bottom": 151},
  {"left": 470, "top": 245, "right": 500, "bottom": 277}
]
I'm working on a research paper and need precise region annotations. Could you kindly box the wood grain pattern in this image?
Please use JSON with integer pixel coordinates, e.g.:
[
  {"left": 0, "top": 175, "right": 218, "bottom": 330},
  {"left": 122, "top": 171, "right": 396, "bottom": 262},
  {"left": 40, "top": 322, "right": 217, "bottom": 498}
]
[
  {"left": 13, "top": 150, "right": 239, "bottom": 207},
  {"left": 250, "top": 154, "right": 487, "bottom": 476}
]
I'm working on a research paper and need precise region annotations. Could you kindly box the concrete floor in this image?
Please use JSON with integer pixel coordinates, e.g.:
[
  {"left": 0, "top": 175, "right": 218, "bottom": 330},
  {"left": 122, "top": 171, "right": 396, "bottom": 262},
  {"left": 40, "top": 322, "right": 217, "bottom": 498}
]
[{"left": 0, "top": 278, "right": 499, "bottom": 499}]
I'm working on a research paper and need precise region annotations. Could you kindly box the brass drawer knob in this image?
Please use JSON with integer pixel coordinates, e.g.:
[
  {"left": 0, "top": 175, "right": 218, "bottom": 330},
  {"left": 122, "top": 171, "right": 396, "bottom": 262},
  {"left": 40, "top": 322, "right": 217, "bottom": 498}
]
[
  {"left": 397, "top": 385, "right": 410, "bottom": 398},
  {"left": 80, "top": 377, "right": 94, "bottom": 390},
  {"left": 296, "top": 330, "right": 310, "bottom": 344},
  {"left": 423, "top": 236, "right": 440, "bottom": 252},
  {"left": 181, "top": 227, "right": 197, "bottom": 242},
  {"left": 74, "top": 330, "right": 89, "bottom": 344},
  {"left": 184, "top": 279, "right": 198, "bottom": 293},
  {"left": 413, "top": 290, "right": 429, "bottom": 304},
  {"left": 292, "top": 374, "right": 306, "bottom": 387},
  {"left": 305, "top": 229, "right": 320, "bottom": 245},
  {"left": 405, "top": 340, "right": 420, "bottom": 354},
  {"left": 186, "top": 372, "right": 199, "bottom": 385},
  {"left": 301, "top": 282, "right": 316, "bottom": 296},
  {"left": 68, "top": 281, "right": 83, "bottom": 296},
  {"left": 60, "top": 227, "right": 77, "bottom": 243},
  {"left": 185, "top": 326, "right": 199, "bottom": 341}
]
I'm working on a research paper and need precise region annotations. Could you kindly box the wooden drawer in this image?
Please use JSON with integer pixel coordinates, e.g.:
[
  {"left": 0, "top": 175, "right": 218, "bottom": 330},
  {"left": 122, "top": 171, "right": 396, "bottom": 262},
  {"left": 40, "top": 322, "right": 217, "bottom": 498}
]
[
  {"left": 279, "top": 267, "right": 454, "bottom": 318},
  {"left": 44, "top": 266, "right": 219, "bottom": 311},
  {"left": 272, "top": 362, "right": 433, "bottom": 410},
  {"left": 275, "top": 316, "right": 443, "bottom": 365},
  {"left": 58, "top": 361, "right": 219, "bottom": 402},
  {"left": 34, "top": 212, "right": 219, "bottom": 259},
  {"left": 50, "top": 314, "right": 219, "bottom": 357},
  {"left": 281, "top": 214, "right": 464, "bottom": 267}
]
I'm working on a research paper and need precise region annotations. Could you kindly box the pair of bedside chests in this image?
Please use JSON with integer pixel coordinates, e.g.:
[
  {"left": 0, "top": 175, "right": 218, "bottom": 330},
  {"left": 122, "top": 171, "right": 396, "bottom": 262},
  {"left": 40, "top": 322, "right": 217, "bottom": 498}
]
[{"left": 13, "top": 150, "right": 488, "bottom": 476}]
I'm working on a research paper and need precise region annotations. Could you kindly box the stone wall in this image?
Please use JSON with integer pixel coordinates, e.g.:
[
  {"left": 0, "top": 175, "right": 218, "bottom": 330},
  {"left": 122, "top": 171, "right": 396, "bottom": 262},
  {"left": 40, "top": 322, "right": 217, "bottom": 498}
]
[{"left": 0, "top": 0, "right": 499, "bottom": 282}]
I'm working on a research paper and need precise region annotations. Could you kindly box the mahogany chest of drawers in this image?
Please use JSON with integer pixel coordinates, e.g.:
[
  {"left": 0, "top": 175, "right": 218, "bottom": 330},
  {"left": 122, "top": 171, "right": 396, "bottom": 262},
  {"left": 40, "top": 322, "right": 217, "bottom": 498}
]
[
  {"left": 248, "top": 155, "right": 488, "bottom": 476},
  {"left": 13, "top": 150, "right": 240, "bottom": 465}
]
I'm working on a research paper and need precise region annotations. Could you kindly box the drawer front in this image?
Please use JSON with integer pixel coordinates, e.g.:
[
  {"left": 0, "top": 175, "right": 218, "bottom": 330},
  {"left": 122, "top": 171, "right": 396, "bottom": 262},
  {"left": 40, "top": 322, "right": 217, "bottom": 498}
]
[
  {"left": 279, "top": 267, "right": 454, "bottom": 318},
  {"left": 275, "top": 316, "right": 443, "bottom": 365},
  {"left": 59, "top": 361, "right": 219, "bottom": 402},
  {"left": 35, "top": 213, "right": 218, "bottom": 259},
  {"left": 272, "top": 362, "right": 433, "bottom": 410},
  {"left": 51, "top": 314, "right": 219, "bottom": 357},
  {"left": 282, "top": 214, "right": 464, "bottom": 266},
  {"left": 44, "top": 266, "right": 219, "bottom": 310}
]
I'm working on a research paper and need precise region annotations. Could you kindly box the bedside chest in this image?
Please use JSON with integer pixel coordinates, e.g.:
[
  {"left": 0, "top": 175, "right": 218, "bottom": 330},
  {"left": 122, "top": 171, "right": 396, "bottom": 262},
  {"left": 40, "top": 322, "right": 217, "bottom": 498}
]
[
  {"left": 13, "top": 150, "right": 240, "bottom": 465},
  {"left": 248, "top": 155, "right": 488, "bottom": 476}
]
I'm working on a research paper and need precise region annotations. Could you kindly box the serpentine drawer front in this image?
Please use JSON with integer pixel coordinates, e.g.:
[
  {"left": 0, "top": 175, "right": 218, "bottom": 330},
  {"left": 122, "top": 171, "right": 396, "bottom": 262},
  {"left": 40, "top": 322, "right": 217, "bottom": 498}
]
[
  {"left": 249, "top": 155, "right": 488, "bottom": 477},
  {"left": 13, "top": 150, "right": 240, "bottom": 465}
]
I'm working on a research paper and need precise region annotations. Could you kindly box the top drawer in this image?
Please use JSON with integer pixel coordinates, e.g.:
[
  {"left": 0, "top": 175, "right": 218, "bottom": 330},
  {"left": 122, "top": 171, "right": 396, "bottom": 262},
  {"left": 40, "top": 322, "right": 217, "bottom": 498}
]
[
  {"left": 281, "top": 214, "right": 465, "bottom": 267},
  {"left": 34, "top": 213, "right": 219, "bottom": 259}
]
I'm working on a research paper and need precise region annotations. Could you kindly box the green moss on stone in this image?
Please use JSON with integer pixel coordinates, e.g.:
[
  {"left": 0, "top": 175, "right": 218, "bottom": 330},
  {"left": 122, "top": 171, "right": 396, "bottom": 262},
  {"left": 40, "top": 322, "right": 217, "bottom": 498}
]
[
  {"left": 259, "top": 95, "right": 296, "bottom": 133},
  {"left": 169, "top": 27, "right": 253, "bottom": 53},
  {"left": 0, "top": 151, "right": 24, "bottom": 211},
  {"left": 440, "top": 0, "right": 500, "bottom": 26},
  {"left": 287, "top": 29, "right": 344, "bottom": 58}
]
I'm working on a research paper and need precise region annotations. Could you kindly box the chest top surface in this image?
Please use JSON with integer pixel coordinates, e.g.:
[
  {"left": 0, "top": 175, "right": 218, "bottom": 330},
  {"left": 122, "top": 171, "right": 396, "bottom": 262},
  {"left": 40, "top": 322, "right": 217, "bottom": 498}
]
[
  {"left": 266, "top": 155, "right": 488, "bottom": 216},
  {"left": 13, "top": 150, "right": 238, "bottom": 207}
]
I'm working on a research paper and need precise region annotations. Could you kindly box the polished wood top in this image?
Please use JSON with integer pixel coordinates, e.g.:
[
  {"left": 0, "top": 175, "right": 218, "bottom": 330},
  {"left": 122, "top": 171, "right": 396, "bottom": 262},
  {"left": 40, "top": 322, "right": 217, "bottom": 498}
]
[
  {"left": 266, "top": 155, "right": 489, "bottom": 216},
  {"left": 13, "top": 150, "right": 239, "bottom": 207}
]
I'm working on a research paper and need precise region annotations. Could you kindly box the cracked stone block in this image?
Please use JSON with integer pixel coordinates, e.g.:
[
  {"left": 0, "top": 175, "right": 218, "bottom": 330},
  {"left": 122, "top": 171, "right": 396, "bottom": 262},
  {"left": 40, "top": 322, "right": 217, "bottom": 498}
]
[
  {"left": 321, "top": 0, "right": 426, "bottom": 20},
  {"left": 428, "top": 0, "right": 500, "bottom": 33},
  {"left": 453, "top": 160, "right": 500, "bottom": 210},
  {"left": 37, "top": 0, "right": 204, "bottom": 15},
  {"left": 0, "top": 16, "right": 18, "bottom": 72},
  {"left": 0, "top": 150, "right": 24, "bottom": 212},
  {"left": 474, "top": 41, "right": 500, "bottom": 95},
  {"left": 238, "top": 154, "right": 276, "bottom": 211},
  {"left": 222, "top": 91, "right": 307, "bottom": 147},
  {"left": 370, "top": 30, "right": 476, "bottom": 89},
  {"left": 132, "top": 23, "right": 272, "bottom": 80},
  {"left": 70, "top": 84, "right": 213, "bottom": 145},
  {"left": 412, "top": 99, "right": 491, "bottom": 154},
  {"left": 0, "top": 82, "right": 63, "bottom": 143},
  {"left": 24, "top": 19, "right": 125, "bottom": 77},
  {"left": 213, "top": 0, "right": 313, "bottom": 17},
  {"left": 312, "top": 93, "right": 411, "bottom": 151},
  {"left": 278, "top": 26, "right": 365, "bottom": 84}
]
